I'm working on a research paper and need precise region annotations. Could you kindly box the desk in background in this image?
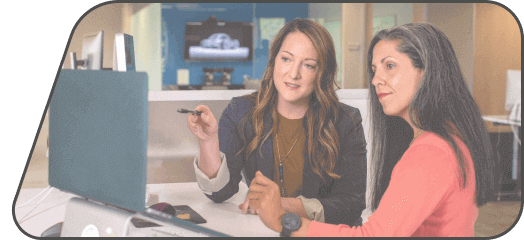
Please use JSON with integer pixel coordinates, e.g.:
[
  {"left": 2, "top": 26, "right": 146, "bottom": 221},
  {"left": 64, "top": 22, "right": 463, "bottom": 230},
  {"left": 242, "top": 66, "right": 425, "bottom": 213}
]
[
  {"left": 482, "top": 115, "right": 521, "bottom": 200},
  {"left": 483, "top": 115, "right": 521, "bottom": 128},
  {"left": 15, "top": 182, "right": 278, "bottom": 237}
]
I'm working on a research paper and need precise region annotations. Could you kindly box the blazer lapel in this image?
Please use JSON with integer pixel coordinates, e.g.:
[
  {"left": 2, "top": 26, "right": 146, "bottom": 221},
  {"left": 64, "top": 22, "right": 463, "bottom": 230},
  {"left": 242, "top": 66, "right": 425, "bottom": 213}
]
[{"left": 298, "top": 128, "right": 321, "bottom": 198}]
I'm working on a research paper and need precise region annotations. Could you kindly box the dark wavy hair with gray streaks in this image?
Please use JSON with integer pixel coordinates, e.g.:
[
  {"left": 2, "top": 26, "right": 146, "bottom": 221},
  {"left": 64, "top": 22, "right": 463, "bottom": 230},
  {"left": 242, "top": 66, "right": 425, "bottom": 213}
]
[{"left": 367, "top": 22, "right": 496, "bottom": 211}]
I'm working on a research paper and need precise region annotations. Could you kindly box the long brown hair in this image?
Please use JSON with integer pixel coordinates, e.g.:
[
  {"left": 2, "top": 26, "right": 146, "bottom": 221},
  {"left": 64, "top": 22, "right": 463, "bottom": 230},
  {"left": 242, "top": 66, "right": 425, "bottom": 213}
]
[{"left": 240, "top": 18, "right": 342, "bottom": 180}]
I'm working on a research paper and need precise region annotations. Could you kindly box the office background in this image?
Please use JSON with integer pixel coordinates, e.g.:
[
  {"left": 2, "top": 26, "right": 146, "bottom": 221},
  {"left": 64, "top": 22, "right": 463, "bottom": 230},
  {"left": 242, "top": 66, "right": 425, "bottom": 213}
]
[
  {"left": 59, "top": 3, "right": 520, "bottom": 116},
  {"left": 13, "top": 2, "right": 521, "bottom": 238}
]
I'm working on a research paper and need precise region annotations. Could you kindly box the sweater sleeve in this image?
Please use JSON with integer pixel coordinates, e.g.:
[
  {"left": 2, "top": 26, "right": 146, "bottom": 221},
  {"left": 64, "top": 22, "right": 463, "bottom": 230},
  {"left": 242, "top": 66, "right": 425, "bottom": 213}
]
[
  {"left": 194, "top": 151, "right": 230, "bottom": 194},
  {"left": 297, "top": 195, "right": 325, "bottom": 222},
  {"left": 307, "top": 143, "right": 456, "bottom": 237}
]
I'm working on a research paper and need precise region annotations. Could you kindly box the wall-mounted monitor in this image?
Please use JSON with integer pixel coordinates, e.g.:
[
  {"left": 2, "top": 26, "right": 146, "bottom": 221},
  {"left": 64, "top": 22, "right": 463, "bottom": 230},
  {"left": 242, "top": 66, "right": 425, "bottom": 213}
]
[{"left": 184, "top": 17, "right": 253, "bottom": 62}]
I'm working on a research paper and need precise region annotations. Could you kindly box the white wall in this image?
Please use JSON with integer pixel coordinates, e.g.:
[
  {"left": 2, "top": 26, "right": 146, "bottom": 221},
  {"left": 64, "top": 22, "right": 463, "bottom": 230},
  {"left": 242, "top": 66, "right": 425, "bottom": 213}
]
[
  {"left": 427, "top": 3, "right": 475, "bottom": 94},
  {"left": 131, "top": 3, "right": 162, "bottom": 91},
  {"left": 309, "top": 3, "right": 343, "bottom": 85},
  {"left": 341, "top": 3, "right": 367, "bottom": 89},
  {"left": 373, "top": 3, "right": 413, "bottom": 26}
]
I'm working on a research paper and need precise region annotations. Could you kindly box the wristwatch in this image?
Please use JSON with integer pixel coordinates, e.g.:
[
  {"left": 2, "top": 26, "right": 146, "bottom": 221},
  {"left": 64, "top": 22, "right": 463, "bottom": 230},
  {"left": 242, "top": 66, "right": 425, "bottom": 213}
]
[{"left": 280, "top": 212, "right": 301, "bottom": 237}]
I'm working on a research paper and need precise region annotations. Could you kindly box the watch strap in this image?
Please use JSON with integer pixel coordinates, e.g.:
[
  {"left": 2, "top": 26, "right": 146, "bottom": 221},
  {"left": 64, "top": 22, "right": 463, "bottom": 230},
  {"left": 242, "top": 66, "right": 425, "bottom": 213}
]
[
  {"left": 280, "top": 213, "right": 301, "bottom": 237},
  {"left": 280, "top": 228, "right": 293, "bottom": 237}
]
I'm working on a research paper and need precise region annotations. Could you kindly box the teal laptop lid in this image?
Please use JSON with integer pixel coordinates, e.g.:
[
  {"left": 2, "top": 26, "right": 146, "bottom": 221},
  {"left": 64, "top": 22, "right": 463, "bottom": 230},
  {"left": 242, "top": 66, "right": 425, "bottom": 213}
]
[{"left": 49, "top": 69, "right": 148, "bottom": 213}]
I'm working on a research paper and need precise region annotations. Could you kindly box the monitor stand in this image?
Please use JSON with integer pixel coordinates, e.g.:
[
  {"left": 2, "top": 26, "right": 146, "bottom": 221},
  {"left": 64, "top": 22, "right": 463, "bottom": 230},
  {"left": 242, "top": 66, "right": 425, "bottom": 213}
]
[
  {"left": 60, "top": 197, "right": 227, "bottom": 237},
  {"left": 61, "top": 197, "right": 133, "bottom": 237}
]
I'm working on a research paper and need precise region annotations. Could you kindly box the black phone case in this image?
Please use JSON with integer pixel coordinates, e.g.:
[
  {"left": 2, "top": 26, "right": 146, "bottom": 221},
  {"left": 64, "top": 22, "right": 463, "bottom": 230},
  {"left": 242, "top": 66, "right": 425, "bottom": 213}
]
[{"left": 173, "top": 205, "right": 207, "bottom": 224}]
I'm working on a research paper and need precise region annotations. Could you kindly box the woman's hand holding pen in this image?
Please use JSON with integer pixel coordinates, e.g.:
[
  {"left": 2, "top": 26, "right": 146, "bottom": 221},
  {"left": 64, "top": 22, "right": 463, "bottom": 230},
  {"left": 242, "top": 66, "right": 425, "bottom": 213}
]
[
  {"left": 186, "top": 105, "right": 221, "bottom": 179},
  {"left": 186, "top": 105, "right": 218, "bottom": 142}
]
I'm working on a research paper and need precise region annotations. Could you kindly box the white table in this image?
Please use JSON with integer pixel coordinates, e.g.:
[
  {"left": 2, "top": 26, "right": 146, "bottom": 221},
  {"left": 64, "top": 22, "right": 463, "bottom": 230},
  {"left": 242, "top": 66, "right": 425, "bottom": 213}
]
[
  {"left": 482, "top": 115, "right": 521, "bottom": 127},
  {"left": 15, "top": 182, "right": 279, "bottom": 237}
]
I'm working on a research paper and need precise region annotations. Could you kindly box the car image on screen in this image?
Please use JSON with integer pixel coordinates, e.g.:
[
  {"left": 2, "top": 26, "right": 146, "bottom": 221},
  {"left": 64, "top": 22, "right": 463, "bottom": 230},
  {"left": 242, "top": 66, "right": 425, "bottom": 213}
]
[{"left": 200, "top": 33, "right": 240, "bottom": 49}]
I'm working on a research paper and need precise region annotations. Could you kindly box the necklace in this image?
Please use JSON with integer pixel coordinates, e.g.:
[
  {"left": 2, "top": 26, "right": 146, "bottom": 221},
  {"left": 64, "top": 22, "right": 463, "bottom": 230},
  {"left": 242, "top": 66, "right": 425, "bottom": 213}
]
[
  {"left": 410, "top": 130, "right": 425, "bottom": 146},
  {"left": 275, "top": 126, "right": 303, "bottom": 197}
]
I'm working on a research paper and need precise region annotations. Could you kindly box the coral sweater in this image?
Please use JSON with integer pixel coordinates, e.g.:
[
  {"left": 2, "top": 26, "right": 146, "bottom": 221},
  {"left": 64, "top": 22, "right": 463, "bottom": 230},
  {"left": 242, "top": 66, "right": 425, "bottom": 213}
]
[{"left": 307, "top": 132, "right": 478, "bottom": 237}]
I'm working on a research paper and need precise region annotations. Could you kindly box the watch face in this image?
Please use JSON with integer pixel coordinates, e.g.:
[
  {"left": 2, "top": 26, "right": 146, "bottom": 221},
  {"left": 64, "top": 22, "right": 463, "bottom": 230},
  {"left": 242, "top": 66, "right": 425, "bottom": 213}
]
[{"left": 282, "top": 213, "right": 301, "bottom": 231}]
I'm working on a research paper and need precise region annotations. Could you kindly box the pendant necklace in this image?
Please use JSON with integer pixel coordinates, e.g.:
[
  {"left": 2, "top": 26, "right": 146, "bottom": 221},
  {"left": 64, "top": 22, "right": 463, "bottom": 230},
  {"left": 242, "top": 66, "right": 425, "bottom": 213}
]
[{"left": 275, "top": 126, "right": 303, "bottom": 197}]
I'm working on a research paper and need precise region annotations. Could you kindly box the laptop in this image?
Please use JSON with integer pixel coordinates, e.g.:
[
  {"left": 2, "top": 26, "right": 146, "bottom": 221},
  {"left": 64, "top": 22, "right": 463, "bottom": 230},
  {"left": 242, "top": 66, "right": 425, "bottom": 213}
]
[{"left": 49, "top": 70, "right": 227, "bottom": 237}]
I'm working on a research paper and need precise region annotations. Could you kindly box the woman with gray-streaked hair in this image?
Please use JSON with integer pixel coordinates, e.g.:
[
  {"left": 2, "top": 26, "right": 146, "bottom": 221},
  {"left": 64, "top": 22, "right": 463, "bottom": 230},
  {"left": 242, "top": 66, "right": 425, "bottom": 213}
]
[{"left": 246, "top": 22, "right": 496, "bottom": 237}]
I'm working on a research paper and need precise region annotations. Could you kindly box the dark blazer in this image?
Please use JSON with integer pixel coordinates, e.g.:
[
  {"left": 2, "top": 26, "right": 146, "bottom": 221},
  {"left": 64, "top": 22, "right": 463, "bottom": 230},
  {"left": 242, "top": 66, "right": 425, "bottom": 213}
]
[{"left": 206, "top": 95, "right": 367, "bottom": 226}]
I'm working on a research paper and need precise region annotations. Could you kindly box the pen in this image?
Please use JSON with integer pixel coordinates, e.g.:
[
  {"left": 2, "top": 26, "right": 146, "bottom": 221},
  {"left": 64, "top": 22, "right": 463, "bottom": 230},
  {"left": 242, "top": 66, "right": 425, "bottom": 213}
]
[{"left": 177, "top": 108, "right": 202, "bottom": 116}]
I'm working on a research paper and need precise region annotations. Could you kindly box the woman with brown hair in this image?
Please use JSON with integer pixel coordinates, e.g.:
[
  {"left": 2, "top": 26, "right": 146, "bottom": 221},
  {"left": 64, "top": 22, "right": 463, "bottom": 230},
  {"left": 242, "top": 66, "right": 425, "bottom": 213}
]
[{"left": 186, "top": 18, "right": 367, "bottom": 226}]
